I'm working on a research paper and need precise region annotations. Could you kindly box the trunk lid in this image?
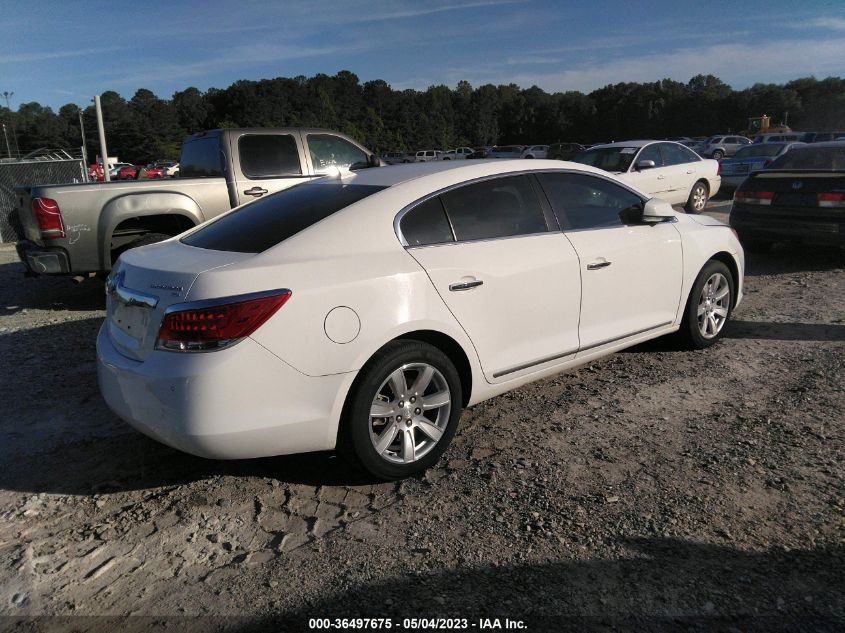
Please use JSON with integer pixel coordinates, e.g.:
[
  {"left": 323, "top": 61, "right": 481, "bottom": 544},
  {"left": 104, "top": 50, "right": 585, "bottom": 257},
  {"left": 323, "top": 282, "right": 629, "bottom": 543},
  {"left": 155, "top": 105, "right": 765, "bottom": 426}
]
[
  {"left": 106, "top": 240, "right": 253, "bottom": 361},
  {"left": 739, "top": 171, "right": 845, "bottom": 214}
]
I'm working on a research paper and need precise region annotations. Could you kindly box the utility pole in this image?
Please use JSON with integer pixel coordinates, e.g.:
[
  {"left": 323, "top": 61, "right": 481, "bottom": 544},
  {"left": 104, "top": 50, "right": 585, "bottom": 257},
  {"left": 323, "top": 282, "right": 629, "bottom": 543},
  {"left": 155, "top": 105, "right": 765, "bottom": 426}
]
[
  {"left": 2, "top": 123, "right": 10, "bottom": 158},
  {"left": 94, "top": 95, "right": 110, "bottom": 181},
  {"left": 78, "top": 108, "right": 89, "bottom": 179},
  {"left": 2, "top": 91, "right": 19, "bottom": 158}
]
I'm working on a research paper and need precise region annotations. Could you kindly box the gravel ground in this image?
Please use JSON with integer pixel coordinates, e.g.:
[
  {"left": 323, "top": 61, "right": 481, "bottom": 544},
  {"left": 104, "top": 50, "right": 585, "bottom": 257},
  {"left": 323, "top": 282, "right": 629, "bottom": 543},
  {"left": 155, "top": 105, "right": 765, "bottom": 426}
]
[{"left": 0, "top": 206, "right": 843, "bottom": 632}]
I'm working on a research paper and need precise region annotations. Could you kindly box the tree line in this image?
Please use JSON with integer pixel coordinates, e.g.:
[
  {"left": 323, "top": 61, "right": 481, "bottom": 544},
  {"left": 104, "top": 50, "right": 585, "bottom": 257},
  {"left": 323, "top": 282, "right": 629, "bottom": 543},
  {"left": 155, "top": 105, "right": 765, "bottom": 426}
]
[{"left": 3, "top": 71, "right": 844, "bottom": 165}]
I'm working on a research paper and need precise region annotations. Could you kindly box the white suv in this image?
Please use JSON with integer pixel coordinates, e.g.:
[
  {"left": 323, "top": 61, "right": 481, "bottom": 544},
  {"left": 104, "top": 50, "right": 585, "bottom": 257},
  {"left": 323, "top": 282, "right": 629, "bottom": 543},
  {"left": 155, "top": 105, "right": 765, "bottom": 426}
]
[
  {"left": 414, "top": 150, "right": 440, "bottom": 162},
  {"left": 439, "top": 147, "right": 474, "bottom": 160}
]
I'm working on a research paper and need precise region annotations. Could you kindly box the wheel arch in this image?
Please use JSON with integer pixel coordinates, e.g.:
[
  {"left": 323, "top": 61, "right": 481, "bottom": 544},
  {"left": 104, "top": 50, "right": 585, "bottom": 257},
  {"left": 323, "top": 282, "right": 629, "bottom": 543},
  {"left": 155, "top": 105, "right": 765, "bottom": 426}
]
[
  {"left": 708, "top": 250, "right": 740, "bottom": 307},
  {"left": 334, "top": 329, "right": 474, "bottom": 452},
  {"left": 99, "top": 192, "right": 204, "bottom": 269}
]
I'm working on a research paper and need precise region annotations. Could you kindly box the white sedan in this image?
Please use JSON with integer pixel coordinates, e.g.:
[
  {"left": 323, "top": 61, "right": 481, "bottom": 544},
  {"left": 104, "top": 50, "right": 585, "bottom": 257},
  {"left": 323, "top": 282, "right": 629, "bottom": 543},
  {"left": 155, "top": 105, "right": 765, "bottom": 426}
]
[
  {"left": 571, "top": 140, "right": 721, "bottom": 213},
  {"left": 97, "top": 160, "right": 743, "bottom": 479}
]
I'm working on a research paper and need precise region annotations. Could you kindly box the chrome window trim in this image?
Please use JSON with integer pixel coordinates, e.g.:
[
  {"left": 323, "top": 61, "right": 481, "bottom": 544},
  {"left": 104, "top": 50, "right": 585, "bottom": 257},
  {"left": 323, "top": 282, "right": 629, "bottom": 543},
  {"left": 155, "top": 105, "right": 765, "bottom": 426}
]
[
  {"left": 394, "top": 168, "right": 648, "bottom": 247},
  {"left": 405, "top": 230, "right": 559, "bottom": 250},
  {"left": 162, "top": 288, "right": 292, "bottom": 315}
]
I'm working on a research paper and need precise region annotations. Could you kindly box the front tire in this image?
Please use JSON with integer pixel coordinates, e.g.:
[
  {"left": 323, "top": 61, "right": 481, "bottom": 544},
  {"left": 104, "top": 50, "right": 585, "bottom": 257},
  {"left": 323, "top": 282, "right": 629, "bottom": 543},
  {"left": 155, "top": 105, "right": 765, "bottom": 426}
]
[
  {"left": 685, "top": 181, "right": 709, "bottom": 214},
  {"left": 339, "top": 341, "right": 462, "bottom": 480},
  {"left": 712, "top": 150, "right": 724, "bottom": 160},
  {"left": 679, "top": 260, "right": 734, "bottom": 349}
]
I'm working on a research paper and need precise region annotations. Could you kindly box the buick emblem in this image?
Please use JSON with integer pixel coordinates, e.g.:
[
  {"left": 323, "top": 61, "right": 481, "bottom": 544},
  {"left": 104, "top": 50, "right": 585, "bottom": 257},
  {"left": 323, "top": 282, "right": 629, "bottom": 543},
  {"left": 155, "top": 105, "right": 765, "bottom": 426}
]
[{"left": 791, "top": 181, "right": 803, "bottom": 190}]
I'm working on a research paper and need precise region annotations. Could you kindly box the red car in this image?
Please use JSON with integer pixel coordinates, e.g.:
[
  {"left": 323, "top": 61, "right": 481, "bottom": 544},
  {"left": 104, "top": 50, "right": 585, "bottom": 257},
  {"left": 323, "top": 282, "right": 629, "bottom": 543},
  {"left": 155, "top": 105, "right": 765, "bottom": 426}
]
[{"left": 117, "top": 165, "right": 165, "bottom": 180}]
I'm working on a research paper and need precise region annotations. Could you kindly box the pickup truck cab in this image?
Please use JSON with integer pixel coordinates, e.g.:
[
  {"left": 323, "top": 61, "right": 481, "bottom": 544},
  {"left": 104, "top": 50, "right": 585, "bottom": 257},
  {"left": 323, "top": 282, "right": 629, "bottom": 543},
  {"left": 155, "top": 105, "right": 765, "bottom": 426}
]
[{"left": 16, "top": 128, "right": 379, "bottom": 276}]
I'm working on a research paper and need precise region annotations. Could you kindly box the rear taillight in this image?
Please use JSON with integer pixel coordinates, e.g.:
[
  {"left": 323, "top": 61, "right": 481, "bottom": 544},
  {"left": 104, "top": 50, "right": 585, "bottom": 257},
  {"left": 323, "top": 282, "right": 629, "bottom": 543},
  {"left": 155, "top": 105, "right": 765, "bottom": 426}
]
[
  {"left": 735, "top": 190, "right": 774, "bottom": 205},
  {"left": 716, "top": 162, "right": 721, "bottom": 176},
  {"left": 32, "top": 197, "right": 65, "bottom": 239},
  {"left": 817, "top": 192, "right": 845, "bottom": 208},
  {"left": 156, "top": 290, "right": 291, "bottom": 352}
]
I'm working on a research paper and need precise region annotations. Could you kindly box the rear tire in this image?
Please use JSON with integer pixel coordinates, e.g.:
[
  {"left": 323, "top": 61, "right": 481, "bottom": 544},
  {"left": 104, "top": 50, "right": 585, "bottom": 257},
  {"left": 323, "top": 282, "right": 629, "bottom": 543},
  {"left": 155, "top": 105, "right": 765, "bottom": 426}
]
[
  {"left": 685, "top": 181, "right": 709, "bottom": 214},
  {"left": 679, "top": 260, "right": 734, "bottom": 349},
  {"left": 712, "top": 150, "right": 724, "bottom": 160},
  {"left": 339, "top": 341, "right": 462, "bottom": 480}
]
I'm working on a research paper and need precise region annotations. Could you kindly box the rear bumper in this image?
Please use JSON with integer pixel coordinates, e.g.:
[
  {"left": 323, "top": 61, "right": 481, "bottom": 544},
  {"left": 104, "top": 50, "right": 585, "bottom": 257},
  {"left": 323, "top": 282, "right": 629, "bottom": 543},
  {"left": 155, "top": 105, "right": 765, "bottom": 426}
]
[
  {"left": 730, "top": 209, "right": 845, "bottom": 246},
  {"left": 720, "top": 175, "right": 748, "bottom": 189},
  {"left": 16, "top": 240, "right": 71, "bottom": 275},
  {"left": 96, "top": 323, "right": 355, "bottom": 459}
]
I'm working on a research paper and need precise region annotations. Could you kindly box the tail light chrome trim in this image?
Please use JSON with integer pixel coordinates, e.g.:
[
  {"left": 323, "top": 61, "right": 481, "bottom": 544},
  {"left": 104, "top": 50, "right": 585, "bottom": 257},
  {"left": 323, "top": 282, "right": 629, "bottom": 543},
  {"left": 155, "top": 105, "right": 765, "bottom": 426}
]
[{"left": 155, "top": 288, "right": 291, "bottom": 353}]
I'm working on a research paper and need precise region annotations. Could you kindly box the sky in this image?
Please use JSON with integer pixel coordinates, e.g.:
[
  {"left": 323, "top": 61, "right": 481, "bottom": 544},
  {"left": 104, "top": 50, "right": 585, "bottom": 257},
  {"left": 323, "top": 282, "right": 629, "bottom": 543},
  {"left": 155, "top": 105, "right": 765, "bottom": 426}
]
[{"left": 2, "top": 0, "right": 845, "bottom": 111}]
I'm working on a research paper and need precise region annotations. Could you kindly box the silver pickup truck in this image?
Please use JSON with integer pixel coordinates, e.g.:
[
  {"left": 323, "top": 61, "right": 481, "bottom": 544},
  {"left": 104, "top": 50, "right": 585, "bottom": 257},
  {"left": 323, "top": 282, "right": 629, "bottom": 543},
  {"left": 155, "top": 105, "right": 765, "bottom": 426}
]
[{"left": 15, "top": 127, "right": 380, "bottom": 276}]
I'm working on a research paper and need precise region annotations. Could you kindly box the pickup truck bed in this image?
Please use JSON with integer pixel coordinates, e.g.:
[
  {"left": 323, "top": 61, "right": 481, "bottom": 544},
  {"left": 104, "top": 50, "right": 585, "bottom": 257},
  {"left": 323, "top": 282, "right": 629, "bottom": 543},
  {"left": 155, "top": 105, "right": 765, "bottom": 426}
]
[{"left": 16, "top": 127, "right": 379, "bottom": 276}]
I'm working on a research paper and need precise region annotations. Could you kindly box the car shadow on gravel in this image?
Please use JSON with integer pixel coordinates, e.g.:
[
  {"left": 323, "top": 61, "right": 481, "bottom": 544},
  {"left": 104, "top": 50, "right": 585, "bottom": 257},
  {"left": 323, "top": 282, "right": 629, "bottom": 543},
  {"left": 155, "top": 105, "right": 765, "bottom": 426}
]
[
  {"left": 0, "top": 261, "right": 105, "bottom": 314},
  {"left": 744, "top": 245, "right": 843, "bottom": 277},
  {"left": 725, "top": 320, "right": 845, "bottom": 342},
  {"left": 256, "top": 539, "right": 841, "bottom": 632},
  {"left": 0, "top": 318, "right": 376, "bottom": 495}
]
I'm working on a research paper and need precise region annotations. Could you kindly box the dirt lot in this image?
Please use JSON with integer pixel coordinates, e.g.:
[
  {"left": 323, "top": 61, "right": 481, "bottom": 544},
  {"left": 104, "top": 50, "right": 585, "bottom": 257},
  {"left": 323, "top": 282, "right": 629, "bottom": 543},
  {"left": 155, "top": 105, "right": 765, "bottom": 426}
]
[{"left": 1, "top": 206, "right": 843, "bottom": 632}]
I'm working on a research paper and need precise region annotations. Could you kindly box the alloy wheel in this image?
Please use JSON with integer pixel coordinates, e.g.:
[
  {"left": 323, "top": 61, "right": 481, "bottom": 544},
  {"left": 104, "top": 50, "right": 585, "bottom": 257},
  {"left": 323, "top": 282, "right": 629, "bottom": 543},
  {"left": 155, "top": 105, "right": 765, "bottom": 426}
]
[
  {"left": 697, "top": 273, "right": 730, "bottom": 338},
  {"left": 368, "top": 363, "right": 451, "bottom": 464},
  {"left": 692, "top": 184, "right": 708, "bottom": 212}
]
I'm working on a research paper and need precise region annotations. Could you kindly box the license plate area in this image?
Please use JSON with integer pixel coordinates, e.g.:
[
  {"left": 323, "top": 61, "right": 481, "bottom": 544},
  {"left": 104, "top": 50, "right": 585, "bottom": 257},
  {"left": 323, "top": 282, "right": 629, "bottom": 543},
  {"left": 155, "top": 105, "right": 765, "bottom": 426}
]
[{"left": 110, "top": 299, "right": 152, "bottom": 340}]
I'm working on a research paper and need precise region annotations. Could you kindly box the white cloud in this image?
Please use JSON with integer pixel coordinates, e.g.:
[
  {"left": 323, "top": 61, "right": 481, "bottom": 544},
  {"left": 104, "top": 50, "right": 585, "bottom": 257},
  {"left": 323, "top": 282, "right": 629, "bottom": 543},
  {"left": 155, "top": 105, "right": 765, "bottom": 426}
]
[
  {"left": 433, "top": 37, "right": 845, "bottom": 93},
  {"left": 795, "top": 17, "right": 845, "bottom": 31},
  {"left": 0, "top": 47, "right": 125, "bottom": 64}
]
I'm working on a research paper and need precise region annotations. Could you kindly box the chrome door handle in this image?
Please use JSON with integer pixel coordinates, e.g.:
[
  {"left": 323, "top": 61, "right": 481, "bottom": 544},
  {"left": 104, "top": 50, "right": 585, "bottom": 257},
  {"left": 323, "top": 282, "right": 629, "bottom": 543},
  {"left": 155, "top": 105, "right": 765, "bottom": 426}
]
[
  {"left": 686, "top": 170, "right": 694, "bottom": 174},
  {"left": 657, "top": 175, "right": 666, "bottom": 180},
  {"left": 243, "top": 187, "right": 268, "bottom": 197},
  {"left": 587, "top": 261, "right": 612, "bottom": 270},
  {"left": 449, "top": 280, "right": 483, "bottom": 291}
]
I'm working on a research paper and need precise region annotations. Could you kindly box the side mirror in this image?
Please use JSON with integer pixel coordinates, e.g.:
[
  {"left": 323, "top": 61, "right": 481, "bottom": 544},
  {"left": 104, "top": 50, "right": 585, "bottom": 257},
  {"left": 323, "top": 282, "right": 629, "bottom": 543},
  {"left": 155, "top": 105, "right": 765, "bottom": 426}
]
[
  {"left": 635, "top": 159, "right": 656, "bottom": 171},
  {"left": 641, "top": 198, "right": 676, "bottom": 223}
]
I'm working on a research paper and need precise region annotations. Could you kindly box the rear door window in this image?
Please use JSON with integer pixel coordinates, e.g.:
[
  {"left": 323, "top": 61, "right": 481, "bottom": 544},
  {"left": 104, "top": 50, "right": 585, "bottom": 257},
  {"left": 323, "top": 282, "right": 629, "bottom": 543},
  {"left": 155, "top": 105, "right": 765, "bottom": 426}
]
[
  {"left": 636, "top": 144, "right": 663, "bottom": 167},
  {"left": 180, "top": 137, "right": 223, "bottom": 178},
  {"left": 440, "top": 175, "right": 548, "bottom": 241},
  {"left": 400, "top": 196, "right": 454, "bottom": 247},
  {"left": 182, "top": 183, "right": 385, "bottom": 253},
  {"left": 660, "top": 143, "right": 695, "bottom": 166},
  {"left": 238, "top": 134, "right": 302, "bottom": 178}
]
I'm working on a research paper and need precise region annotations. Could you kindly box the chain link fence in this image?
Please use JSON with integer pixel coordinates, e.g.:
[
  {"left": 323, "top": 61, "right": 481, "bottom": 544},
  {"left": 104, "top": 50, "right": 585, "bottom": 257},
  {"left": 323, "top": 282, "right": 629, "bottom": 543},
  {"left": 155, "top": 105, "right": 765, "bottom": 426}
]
[{"left": 0, "top": 159, "right": 87, "bottom": 242}]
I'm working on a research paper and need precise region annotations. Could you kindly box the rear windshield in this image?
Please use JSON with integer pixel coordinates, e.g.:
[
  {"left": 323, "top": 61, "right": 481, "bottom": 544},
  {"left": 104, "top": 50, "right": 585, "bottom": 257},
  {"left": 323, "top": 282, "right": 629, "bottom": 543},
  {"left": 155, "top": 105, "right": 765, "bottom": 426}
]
[
  {"left": 180, "top": 137, "right": 223, "bottom": 178},
  {"left": 734, "top": 144, "right": 785, "bottom": 159},
  {"left": 182, "top": 183, "right": 386, "bottom": 253},
  {"left": 767, "top": 146, "right": 845, "bottom": 170}
]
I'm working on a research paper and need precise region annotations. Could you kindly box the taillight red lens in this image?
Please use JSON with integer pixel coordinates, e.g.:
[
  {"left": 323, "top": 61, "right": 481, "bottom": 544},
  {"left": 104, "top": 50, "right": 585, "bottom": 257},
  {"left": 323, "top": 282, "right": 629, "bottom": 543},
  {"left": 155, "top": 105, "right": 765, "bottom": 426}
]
[
  {"left": 32, "top": 197, "right": 65, "bottom": 239},
  {"left": 817, "top": 192, "right": 845, "bottom": 208},
  {"left": 716, "top": 162, "right": 721, "bottom": 176},
  {"left": 156, "top": 291, "right": 291, "bottom": 352},
  {"left": 735, "top": 190, "right": 774, "bottom": 205}
]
